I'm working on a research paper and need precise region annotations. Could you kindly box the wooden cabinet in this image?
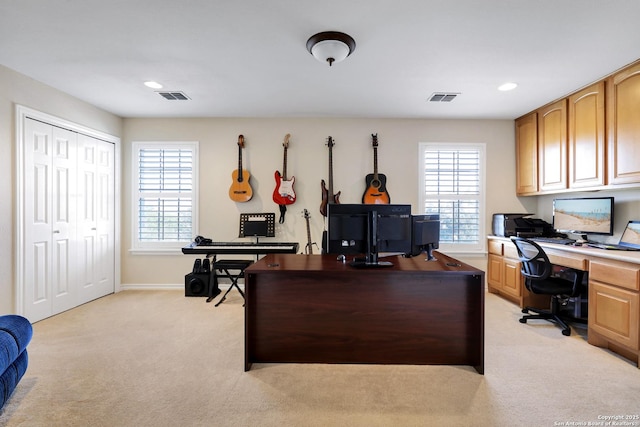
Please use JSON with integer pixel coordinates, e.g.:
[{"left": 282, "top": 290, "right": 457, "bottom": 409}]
[
  {"left": 514, "top": 59, "right": 640, "bottom": 194},
  {"left": 486, "top": 238, "right": 549, "bottom": 308},
  {"left": 607, "top": 61, "right": 640, "bottom": 185},
  {"left": 538, "top": 99, "right": 568, "bottom": 192},
  {"left": 588, "top": 260, "right": 639, "bottom": 358},
  {"left": 569, "top": 82, "right": 606, "bottom": 188},
  {"left": 515, "top": 112, "right": 538, "bottom": 195}
]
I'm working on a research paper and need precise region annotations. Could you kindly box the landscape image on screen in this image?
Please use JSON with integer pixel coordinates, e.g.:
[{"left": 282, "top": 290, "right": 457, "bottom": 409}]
[
  {"left": 554, "top": 198, "right": 611, "bottom": 233},
  {"left": 621, "top": 222, "right": 640, "bottom": 245}
]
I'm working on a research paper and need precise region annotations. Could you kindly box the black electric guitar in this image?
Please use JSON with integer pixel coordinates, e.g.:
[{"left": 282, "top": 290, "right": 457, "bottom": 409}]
[
  {"left": 320, "top": 136, "right": 341, "bottom": 216},
  {"left": 362, "top": 134, "right": 390, "bottom": 204}
]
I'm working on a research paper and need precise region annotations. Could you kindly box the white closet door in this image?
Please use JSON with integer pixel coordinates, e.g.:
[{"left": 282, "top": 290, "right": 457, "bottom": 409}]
[
  {"left": 51, "top": 126, "right": 78, "bottom": 314},
  {"left": 76, "top": 134, "right": 115, "bottom": 303},
  {"left": 23, "top": 119, "right": 78, "bottom": 320}
]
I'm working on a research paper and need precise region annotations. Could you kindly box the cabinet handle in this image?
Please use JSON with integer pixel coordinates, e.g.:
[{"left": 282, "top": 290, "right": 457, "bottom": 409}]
[
  {"left": 53, "top": 230, "right": 60, "bottom": 234},
  {"left": 91, "top": 227, "right": 97, "bottom": 231}
]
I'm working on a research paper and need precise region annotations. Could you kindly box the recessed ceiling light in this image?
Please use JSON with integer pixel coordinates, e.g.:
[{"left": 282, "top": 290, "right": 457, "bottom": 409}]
[
  {"left": 498, "top": 82, "right": 518, "bottom": 91},
  {"left": 144, "top": 81, "right": 163, "bottom": 89}
]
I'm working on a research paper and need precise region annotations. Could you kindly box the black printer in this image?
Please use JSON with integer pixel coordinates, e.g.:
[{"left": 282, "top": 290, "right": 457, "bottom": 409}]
[{"left": 492, "top": 213, "right": 554, "bottom": 237}]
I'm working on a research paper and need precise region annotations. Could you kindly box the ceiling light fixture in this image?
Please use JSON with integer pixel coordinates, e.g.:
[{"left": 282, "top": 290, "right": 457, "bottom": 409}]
[
  {"left": 498, "top": 82, "right": 518, "bottom": 91},
  {"left": 144, "top": 81, "right": 163, "bottom": 89},
  {"left": 306, "top": 31, "right": 356, "bottom": 67}
]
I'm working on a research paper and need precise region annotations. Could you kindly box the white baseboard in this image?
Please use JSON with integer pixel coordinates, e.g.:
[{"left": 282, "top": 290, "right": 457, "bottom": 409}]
[{"left": 120, "top": 283, "right": 244, "bottom": 291}]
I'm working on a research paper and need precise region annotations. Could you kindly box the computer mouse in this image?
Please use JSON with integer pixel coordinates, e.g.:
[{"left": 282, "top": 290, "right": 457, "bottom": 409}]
[{"left": 337, "top": 254, "right": 346, "bottom": 263}]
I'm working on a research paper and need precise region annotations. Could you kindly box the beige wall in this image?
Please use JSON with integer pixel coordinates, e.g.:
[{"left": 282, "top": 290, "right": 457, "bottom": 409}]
[
  {"left": 122, "top": 117, "right": 534, "bottom": 285},
  {"left": 0, "top": 64, "right": 122, "bottom": 314}
]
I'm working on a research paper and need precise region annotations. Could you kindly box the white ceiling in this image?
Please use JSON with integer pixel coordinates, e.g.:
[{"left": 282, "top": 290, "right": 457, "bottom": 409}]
[{"left": 1, "top": 0, "right": 639, "bottom": 120}]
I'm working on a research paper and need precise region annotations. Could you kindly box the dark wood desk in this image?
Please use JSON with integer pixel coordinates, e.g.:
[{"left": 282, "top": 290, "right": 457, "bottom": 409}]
[{"left": 244, "top": 252, "right": 485, "bottom": 373}]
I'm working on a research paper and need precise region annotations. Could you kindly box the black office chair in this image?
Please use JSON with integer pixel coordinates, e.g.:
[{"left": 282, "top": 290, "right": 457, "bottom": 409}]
[{"left": 510, "top": 237, "right": 585, "bottom": 336}]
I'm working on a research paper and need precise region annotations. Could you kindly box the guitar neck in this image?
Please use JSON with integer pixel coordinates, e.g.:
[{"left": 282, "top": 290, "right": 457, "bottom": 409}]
[
  {"left": 237, "top": 144, "right": 244, "bottom": 181},
  {"left": 328, "top": 145, "right": 334, "bottom": 198},
  {"left": 282, "top": 146, "right": 288, "bottom": 180},
  {"left": 305, "top": 217, "right": 313, "bottom": 255},
  {"left": 373, "top": 145, "right": 379, "bottom": 179}
]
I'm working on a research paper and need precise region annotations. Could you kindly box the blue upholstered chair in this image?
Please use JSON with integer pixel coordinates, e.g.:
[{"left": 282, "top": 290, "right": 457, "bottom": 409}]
[{"left": 0, "top": 315, "right": 33, "bottom": 410}]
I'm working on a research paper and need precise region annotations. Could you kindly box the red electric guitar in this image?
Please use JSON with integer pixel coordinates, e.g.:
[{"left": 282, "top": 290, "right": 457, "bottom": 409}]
[
  {"left": 272, "top": 133, "right": 296, "bottom": 205},
  {"left": 320, "top": 136, "right": 341, "bottom": 217}
]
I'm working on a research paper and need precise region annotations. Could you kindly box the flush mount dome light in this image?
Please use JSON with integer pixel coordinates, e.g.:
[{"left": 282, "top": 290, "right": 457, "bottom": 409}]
[{"left": 306, "top": 31, "right": 356, "bottom": 66}]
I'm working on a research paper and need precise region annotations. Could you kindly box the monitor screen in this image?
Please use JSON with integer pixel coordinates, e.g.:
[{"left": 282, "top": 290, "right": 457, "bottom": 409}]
[
  {"left": 326, "top": 204, "right": 412, "bottom": 264},
  {"left": 552, "top": 197, "right": 614, "bottom": 236}
]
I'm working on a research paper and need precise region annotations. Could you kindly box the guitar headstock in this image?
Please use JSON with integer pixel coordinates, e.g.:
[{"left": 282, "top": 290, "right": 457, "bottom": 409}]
[
  {"left": 283, "top": 133, "right": 291, "bottom": 148},
  {"left": 303, "top": 208, "right": 310, "bottom": 219},
  {"left": 326, "top": 136, "right": 335, "bottom": 148},
  {"left": 238, "top": 134, "right": 245, "bottom": 148},
  {"left": 372, "top": 133, "right": 378, "bottom": 147}
]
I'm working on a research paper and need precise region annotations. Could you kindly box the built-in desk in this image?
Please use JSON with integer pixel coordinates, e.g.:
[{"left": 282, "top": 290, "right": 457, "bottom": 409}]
[
  {"left": 245, "top": 252, "right": 485, "bottom": 373},
  {"left": 487, "top": 236, "right": 640, "bottom": 367}
]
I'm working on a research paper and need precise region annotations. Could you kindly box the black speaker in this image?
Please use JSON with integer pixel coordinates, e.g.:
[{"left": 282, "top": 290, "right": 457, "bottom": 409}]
[
  {"left": 185, "top": 258, "right": 215, "bottom": 297},
  {"left": 185, "top": 272, "right": 209, "bottom": 297}
]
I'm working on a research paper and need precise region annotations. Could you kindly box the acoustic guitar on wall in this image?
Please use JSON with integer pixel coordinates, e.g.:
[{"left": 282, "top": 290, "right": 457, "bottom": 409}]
[
  {"left": 362, "top": 133, "right": 390, "bottom": 204},
  {"left": 272, "top": 133, "right": 296, "bottom": 205},
  {"left": 229, "top": 134, "right": 253, "bottom": 202},
  {"left": 320, "top": 136, "right": 341, "bottom": 216}
]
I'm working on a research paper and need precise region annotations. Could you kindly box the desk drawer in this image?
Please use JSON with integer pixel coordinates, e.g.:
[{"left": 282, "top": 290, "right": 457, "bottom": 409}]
[
  {"left": 488, "top": 240, "right": 503, "bottom": 255},
  {"left": 590, "top": 261, "right": 640, "bottom": 291},
  {"left": 544, "top": 249, "right": 587, "bottom": 271},
  {"left": 503, "top": 245, "right": 519, "bottom": 260}
]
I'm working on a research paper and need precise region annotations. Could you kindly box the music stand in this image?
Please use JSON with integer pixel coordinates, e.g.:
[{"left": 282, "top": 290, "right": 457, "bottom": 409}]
[{"left": 239, "top": 213, "right": 275, "bottom": 242}]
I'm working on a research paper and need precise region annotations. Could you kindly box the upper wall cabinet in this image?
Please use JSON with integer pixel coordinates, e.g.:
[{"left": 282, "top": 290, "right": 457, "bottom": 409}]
[
  {"left": 515, "top": 59, "right": 640, "bottom": 195},
  {"left": 515, "top": 112, "right": 538, "bottom": 195},
  {"left": 607, "top": 62, "right": 640, "bottom": 185},
  {"left": 569, "top": 81, "right": 606, "bottom": 189},
  {"left": 538, "top": 99, "right": 568, "bottom": 192}
]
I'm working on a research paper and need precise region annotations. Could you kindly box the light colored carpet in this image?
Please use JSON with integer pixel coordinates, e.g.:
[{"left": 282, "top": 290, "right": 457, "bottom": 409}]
[{"left": 1, "top": 289, "right": 639, "bottom": 427}]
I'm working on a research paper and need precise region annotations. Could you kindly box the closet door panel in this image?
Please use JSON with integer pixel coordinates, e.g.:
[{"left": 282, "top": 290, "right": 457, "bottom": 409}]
[
  {"left": 23, "top": 119, "right": 53, "bottom": 321},
  {"left": 51, "top": 127, "right": 78, "bottom": 314}
]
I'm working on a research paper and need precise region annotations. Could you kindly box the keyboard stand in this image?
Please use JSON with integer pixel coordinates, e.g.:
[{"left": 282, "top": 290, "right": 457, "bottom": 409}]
[{"left": 211, "top": 259, "right": 254, "bottom": 307}]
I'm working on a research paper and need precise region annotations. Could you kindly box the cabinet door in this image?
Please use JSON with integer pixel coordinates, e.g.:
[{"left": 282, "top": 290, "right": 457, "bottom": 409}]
[
  {"left": 538, "top": 99, "right": 568, "bottom": 192},
  {"left": 487, "top": 254, "right": 503, "bottom": 290},
  {"left": 502, "top": 258, "right": 522, "bottom": 298},
  {"left": 515, "top": 112, "right": 538, "bottom": 195},
  {"left": 569, "top": 82, "right": 605, "bottom": 188},
  {"left": 589, "top": 280, "right": 639, "bottom": 351},
  {"left": 607, "top": 62, "right": 640, "bottom": 185}
]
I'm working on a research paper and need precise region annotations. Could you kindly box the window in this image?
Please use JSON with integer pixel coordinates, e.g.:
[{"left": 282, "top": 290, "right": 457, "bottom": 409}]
[
  {"left": 419, "top": 143, "right": 485, "bottom": 253},
  {"left": 131, "top": 141, "right": 198, "bottom": 253}
]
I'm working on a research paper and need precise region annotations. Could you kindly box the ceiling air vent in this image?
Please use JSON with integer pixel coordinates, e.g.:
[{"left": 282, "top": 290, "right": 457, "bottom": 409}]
[
  {"left": 429, "top": 92, "right": 460, "bottom": 102},
  {"left": 157, "top": 91, "right": 190, "bottom": 100}
]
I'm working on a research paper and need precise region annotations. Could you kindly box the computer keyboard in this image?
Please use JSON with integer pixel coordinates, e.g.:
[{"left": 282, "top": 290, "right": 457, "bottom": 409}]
[{"left": 529, "top": 236, "right": 576, "bottom": 245}]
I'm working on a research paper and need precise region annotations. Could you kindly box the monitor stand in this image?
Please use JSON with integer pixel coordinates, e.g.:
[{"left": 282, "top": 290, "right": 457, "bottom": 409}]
[
  {"left": 349, "top": 252, "right": 393, "bottom": 268},
  {"left": 349, "top": 259, "right": 393, "bottom": 268}
]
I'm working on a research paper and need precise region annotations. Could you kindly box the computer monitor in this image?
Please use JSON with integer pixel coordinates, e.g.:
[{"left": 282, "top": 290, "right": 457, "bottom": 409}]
[
  {"left": 326, "top": 204, "right": 412, "bottom": 267},
  {"left": 411, "top": 214, "right": 440, "bottom": 260},
  {"left": 552, "top": 196, "right": 614, "bottom": 241}
]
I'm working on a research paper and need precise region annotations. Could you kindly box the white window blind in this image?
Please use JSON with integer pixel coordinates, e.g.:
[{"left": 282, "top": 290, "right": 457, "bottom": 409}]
[
  {"left": 419, "top": 143, "right": 485, "bottom": 252},
  {"left": 132, "top": 142, "right": 198, "bottom": 253}
]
